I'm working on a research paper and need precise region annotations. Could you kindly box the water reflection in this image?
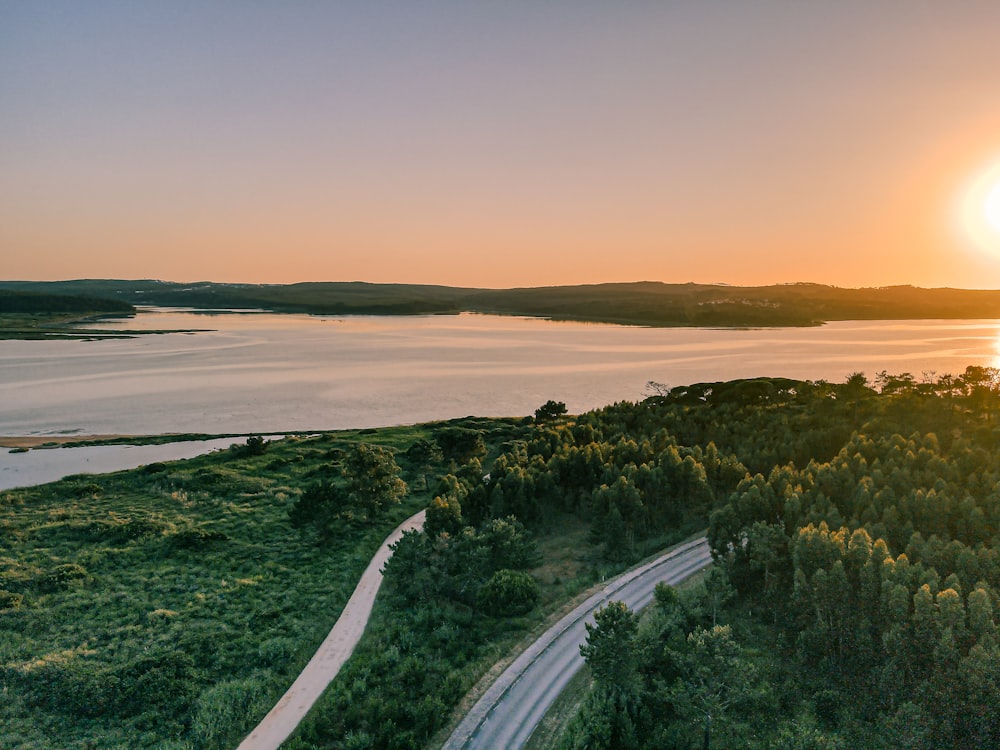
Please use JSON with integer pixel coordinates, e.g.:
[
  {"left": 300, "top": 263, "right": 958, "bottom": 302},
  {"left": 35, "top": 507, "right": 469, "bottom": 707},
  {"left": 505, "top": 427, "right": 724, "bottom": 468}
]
[
  {"left": 0, "top": 438, "right": 247, "bottom": 491},
  {"left": 2, "top": 312, "right": 999, "bottom": 438}
]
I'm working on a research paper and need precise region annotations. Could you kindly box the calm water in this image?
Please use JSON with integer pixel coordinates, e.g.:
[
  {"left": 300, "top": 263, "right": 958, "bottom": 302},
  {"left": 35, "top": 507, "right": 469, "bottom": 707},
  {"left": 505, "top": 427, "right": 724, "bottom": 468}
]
[
  {"left": 0, "top": 438, "right": 248, "bottom": 491},
  {"left": 3, "top": 309, "right": 1000, "bottom": 436},
  {"left": 2, "top": 310, "right": 999, "bottom": 487}
]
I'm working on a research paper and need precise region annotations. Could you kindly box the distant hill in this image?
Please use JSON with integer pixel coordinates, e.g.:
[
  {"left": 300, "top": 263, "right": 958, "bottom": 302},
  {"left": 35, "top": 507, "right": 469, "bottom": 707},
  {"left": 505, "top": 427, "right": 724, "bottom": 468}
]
[
  {"left": 464, "top": 282, "right": 1000, "bottom": 326},
  {"left": 0, "top": 290, "right": 135, "bottom": 315},
  {"left": 0, "top": 280, "right": 470, "bottom": 316},
  {"left": 2, "top": 279, "right": 1000, "bottom": 327}
]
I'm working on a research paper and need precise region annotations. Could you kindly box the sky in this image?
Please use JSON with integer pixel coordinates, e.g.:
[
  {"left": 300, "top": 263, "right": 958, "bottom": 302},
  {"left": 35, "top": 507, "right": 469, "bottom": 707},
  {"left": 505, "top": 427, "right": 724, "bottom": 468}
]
[{"left": 4, "top": 1, "right": 1000, "bottom": 289}]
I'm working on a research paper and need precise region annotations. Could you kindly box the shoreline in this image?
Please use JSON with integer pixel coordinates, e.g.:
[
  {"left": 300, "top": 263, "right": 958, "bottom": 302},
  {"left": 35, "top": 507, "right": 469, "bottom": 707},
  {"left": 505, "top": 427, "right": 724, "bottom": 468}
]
[
  {"left": 0, "top": 433, "right": 256, "bottom": 449},
  {"left": 0, "top": 434, "right": 139, "bottom": 448},
  {"left": 0, "top": 431, "right": 299, "bottom": 450}
]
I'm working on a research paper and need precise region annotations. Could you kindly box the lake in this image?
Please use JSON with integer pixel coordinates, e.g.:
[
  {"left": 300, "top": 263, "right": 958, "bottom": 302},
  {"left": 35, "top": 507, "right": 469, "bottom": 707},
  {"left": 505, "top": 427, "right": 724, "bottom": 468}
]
[
  {"left": 4, "top": 310, "right": 1000, "bottom": 436},
  {"left": 2, "top": 310, "right": 999, "bottom": 487},
  {"left": 0, "top": 438, "right": 250, "bottom": 491}
]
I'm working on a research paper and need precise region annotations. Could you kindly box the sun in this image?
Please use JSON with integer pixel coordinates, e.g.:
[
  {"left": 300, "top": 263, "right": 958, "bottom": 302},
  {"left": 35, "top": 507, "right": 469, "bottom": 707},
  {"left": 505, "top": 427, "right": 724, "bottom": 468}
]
[
  {"left": 986, "top": 180, "right": 1000, "bottom": 234},
  {"left": 960, "top": 159, "right": 1000, "bottom": 255}
]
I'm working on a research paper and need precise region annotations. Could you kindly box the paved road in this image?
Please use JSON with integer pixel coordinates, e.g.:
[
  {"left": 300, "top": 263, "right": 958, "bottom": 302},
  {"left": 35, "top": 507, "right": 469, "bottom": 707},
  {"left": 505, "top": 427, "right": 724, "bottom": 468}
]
[
  {"left": 238, "top": 510, "right": 426, "bottom": 750},
  {"left": 441, "top": 536, "right": 713, "bottom": 750}
]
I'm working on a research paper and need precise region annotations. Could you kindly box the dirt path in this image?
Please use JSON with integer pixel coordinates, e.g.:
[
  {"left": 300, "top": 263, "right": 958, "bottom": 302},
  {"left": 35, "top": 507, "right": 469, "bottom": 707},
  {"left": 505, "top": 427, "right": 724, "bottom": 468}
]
[{"left": 237, "top": 509, "right": 426, "bottom": 750}]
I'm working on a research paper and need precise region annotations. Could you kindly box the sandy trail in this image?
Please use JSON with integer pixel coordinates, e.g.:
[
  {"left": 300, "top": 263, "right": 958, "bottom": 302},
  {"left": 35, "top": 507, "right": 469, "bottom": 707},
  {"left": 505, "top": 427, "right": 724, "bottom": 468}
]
[{"left": 238, "top": 509, "right": 426, "bottom": 750}]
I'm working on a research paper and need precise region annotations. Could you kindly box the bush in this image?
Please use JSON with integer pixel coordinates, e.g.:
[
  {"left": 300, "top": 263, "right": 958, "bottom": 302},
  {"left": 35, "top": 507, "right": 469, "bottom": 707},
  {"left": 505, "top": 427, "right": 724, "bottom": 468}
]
[
  {"left": 244, "top": 435, "right": 268, "bottom": 456},
  {"left": 70, "top": 481, "right": 102, "bottom": 498},
  {"left": 477, "top": 569, "right": 539, "bottom": 616},
  {"left": 99, "top": 516, "right": 167, "bottom": 542},
  {"left": 13, "top": 656, "right": 113, "bottom": 717},
  {"left": 39, "top": 563, "right": 90, "bottom": 592},
  {"left": 289, "top": 482, "right": 347, "bottom": 531},
  {"left": 190, "top": 675, "right": 269, "bottom": 749},
  {"left": 115, "top": 651, "right": 198, "bottom": 718},
  {"left": 434, "top": 427, "right": 487, "bottom": 464},
  {"left": 170, "top": 526, "right": 229, "bottom": 549},
  {"left": 0, "top": 590, "right": 23, "bottom": 610}
]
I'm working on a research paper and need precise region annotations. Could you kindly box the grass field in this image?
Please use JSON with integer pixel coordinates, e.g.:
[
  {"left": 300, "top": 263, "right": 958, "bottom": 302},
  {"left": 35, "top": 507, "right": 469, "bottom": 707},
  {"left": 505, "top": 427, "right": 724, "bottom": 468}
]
[{"left": 0, "top": 427, "right": 453, "bottom": 748}]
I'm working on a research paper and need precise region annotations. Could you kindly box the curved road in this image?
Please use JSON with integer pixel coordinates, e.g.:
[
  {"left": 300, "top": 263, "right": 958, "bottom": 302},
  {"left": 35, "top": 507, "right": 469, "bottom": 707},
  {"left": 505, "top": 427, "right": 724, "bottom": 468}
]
[
  {"left": 238, "top": 510, "right": 426, "bottom": 750},
  {"left": 442, "top": 536, "right": 713, "bottom": 750}
]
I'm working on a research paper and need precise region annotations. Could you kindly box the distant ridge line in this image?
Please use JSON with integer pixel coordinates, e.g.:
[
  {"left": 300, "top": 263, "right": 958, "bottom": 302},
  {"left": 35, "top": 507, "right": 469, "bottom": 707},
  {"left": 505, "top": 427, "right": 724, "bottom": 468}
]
[{"left": 3, "top": 279, "right": 1000, "bottom": 328}]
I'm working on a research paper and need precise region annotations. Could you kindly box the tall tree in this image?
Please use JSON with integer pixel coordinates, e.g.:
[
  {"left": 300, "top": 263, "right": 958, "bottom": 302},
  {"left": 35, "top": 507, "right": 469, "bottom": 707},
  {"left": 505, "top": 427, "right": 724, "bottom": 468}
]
[
  {"left": 581, "top": 601, "right": 641, "bottom": 695},
  {"left": 342, "top": 443, "right": 408, "bottom": 516}
]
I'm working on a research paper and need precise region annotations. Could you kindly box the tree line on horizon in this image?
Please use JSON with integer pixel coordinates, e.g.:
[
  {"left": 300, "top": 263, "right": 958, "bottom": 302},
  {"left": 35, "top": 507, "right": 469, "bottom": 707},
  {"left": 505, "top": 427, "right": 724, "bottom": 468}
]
[
  {"left": 0, "top": 290, "right": 134, "bottom": 315},
  {"left": 6, "top": 279, "right": 1000, "bottom": 327}
]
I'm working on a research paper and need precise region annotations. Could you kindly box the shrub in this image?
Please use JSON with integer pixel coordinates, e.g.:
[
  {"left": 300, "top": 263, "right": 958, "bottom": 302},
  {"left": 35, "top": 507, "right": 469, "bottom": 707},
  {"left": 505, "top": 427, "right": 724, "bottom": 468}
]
[
  {"left": 289, "top": 482, "right": 347, "bottom": 530},
  {"left": 13, "top": 656, "right": 113, "bottom": 717},
  {"left": 100, "top": 516, "right": 167, "bottom": 542},
  {"left": 244, "top": 435, "right": 268, "bottom": 456},
  {"left": 171, "top": 526, "right": 229, "bottom": 549},
  {"left": 115, "top": 651, "right": 198, "bottom": 717},
  {"left": 189, "top": 675, "right": 268, "bottom": 749},
  {"left": 0, "top": 589, "right": 23, "bottom": 610},
  {"left": 71, "top": 481, "right": 102, "bottom": 498},
  {"left": 434, "top": 427, "right": 487, "bottom": 464},
  {"left": 477, "top": 569, "right": 539, "bottom": 616},
  {"left": 39, "top": 563, "right": 90, "bottom": 592}
]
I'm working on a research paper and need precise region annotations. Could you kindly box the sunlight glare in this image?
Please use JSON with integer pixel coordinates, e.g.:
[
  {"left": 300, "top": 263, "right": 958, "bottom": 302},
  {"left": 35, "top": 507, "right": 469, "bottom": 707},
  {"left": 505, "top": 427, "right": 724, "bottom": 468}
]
[
  {"left": 961, "top": 158, "right": 1000, "bottom": 256},
  {"left": 986, "top": 180, "right": 1000, "bottom": 233}
]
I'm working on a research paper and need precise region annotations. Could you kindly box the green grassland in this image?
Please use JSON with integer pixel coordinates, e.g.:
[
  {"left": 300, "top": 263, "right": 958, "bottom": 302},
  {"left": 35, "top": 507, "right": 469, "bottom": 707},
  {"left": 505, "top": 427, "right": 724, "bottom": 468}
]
[{"left": 0, "top": 421, "right": 522, "bottom": 749}]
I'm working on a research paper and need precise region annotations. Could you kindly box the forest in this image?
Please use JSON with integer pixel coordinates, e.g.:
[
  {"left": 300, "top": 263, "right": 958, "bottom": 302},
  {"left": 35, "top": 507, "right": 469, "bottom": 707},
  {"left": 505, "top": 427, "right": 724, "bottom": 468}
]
[
  {"left": 5, "top": 279, "right": 1000, "bottom": 327},
  {"left": 0, "top": 290, "right": 137, "bottom": 340},
  {"left": 3, "top": 371, "right": 1000, "bottom": 748},
  {"left": 0, "top": 291, "right": 134, "bottom": 315},
  {"left": 554, "top": 371, "right": 1000, "bottom": 749},
  {"left": 288, "top": 370, "right": 1000, "bottom": 749}
]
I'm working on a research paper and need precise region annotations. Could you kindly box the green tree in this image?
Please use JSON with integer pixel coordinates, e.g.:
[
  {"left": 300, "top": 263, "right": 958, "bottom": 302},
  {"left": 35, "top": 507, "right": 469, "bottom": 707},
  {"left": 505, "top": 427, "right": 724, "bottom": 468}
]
[
  {"left": 434, "top": 427, "right": 487, "bottom": 465},
  {"left": 581, "top": 601, "right": 640, "bottom": 695},
  {"left": 425, "top": 493, "right": 463, "bottom": 537},
  {"left": 244, "top": 434, "right": 268, "bottom": 456},
  {"left": 342, "top": 443, "right": 408, "bottom": 516},
  {"left": 477, "top": 569, "right": 539, "bottom": 616},
  {"left": 288, "top": 481, "right": 346, "bottom": 534},
  {"left": 406, "top": 438, "right": 443, "bottom": 489},
  {"left": 475, "top": 516, "right": 541, "bottom": 571},
  {"left": 591, "top": 476, "right": 644, "bottom": 561},
  {"left": 667, "top": 625, "right": 760, "bottom": 748},
  {"left": 535, "top": 399, "right": 568, "bottom": 422},
  {"left": 574, "top": 601, "right": 643, "bottom": 750}
]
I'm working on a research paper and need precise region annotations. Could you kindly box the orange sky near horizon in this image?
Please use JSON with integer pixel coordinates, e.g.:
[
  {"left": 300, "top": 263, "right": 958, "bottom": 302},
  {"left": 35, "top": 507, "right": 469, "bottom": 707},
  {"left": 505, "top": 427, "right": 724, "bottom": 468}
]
[{"left": 4, "top": 3, "right": 1000, "bottom": 290}]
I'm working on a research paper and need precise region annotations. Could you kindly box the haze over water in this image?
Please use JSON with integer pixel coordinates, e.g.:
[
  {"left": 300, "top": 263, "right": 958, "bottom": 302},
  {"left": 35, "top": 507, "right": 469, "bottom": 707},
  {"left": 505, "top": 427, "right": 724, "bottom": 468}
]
[{"left": 3, "top": 310, "right": 999, "bottom": 438}]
